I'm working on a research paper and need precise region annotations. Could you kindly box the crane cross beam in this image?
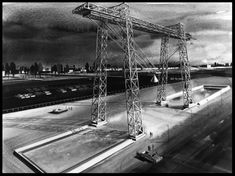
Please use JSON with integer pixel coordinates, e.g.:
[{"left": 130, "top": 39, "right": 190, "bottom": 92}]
[{"left": 72, "top": 3, "right": 192, "bottom": 40}]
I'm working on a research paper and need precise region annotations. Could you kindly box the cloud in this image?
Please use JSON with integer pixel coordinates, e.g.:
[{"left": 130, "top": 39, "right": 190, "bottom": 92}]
[{"left": 2, "top": 2, "right": 232, "bottom": 67}]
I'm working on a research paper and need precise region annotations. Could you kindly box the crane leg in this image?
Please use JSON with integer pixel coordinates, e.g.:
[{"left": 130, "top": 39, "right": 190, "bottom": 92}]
[
  {"left": 178, "top": 23, "right": 192, "bottom": 108},
  {"left": 156, "top": 36, "right": 169, "bottom": 106},
  {"left": 122, "top": 6, "right": 143, "bottom": 140},
  {"left": 91, "top": 21, "right": 108, "bottom": 126}
]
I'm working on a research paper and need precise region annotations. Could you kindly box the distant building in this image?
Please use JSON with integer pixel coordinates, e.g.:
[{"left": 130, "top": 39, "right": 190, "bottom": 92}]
[
  {"left": 207, "top": 64, "right": 211, "bottom": 69},
  {"left": 68, "top": 65, "right": 76, "bottom": 72},
  {"left": 68, "top": 69, "right": 74, "bottom": 73},
  {"left": 80, "top": 67, "right": 86, "bottom": 73}
]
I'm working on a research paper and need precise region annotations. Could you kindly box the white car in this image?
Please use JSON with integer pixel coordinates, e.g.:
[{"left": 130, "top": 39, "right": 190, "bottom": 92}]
[
  {"left": 25, "top": 94, "right": 30, "bottom": 98},
  {"left": 72, "top": 88, "right": 77, "bottom": 91},
  {"left": 45, "top": 91, "right": 52, "bottom": 95},
  {"left": 50, "top": 107, "right": 68, "bottom": 114},
  {"left": 69, "top": 87, "right": 77, "bottom": 91},
  {"left": 60, "top": 89, "right": 67, "bottom": 93},
  {"left": 16, "top": 94, "right": 25, "bottom": 99},
  {"left": 28, "top": 93, "right": 35, "bottom": 98}
]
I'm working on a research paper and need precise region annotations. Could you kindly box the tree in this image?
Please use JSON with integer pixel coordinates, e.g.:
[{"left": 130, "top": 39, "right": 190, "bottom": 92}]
[
  {"left": 92, "top": 61, "right": 96, "bottom": 73},
  {"left": 19, "top": 66, "right": 24, "bottom": 74},
  {"left": 51, "top": 64, "right": 57, "bottom": 75},
  {"left": 5, "top": 63, "right": 10, "bottom": 77},
  {"left": 64, "top": 64, "right": 69, "bottom": 73},
  {"left": 30, "top": 64, "right": 35, "bottom": 76},
  {"left": 38, "top": 62, "right": 43, "bottom": 77},
  {"left": 10, "top": 62, "right": 16, "bottom": 77},
  {"left": 34, "top": 62, "right": 38, "bottom": 77},
  {"left": 85, "top": 62, "right": 90, "bottom": 73},
  {"left": 60, "top": 64, "right": 64, "bottom": 73},
  {"left": 56, "top": 64, "right": 62, "bottom": 75},
  {"left": 24, "top": 66, "right": 29, "bottom": 75}
]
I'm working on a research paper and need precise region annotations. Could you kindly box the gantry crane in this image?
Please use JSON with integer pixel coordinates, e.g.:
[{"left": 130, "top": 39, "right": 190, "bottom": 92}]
[{"left": 72, "top": 2, "right": 193, "bottom": 140}]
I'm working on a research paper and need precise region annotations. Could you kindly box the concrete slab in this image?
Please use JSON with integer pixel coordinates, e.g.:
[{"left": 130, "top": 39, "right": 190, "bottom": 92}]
[
  {"left": 185, "top": 85, "right": 231, "bottom": 113},
  {"left": 166, "top": 85, "right": 221, "bottom": 110},
  {"left": 67, "top": 139, "right": 135, "bottom": 173},
  {"left": 15, "top": 127, "right": 128, "bottom": 173}
]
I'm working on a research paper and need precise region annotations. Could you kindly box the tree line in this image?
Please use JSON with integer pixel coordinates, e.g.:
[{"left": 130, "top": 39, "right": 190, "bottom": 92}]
[
  {"left": 2, "top": 62, "right": 43, "bottom": 78},
  {"left": 2, "top": 61, "right": 132, "bottom": 78}
]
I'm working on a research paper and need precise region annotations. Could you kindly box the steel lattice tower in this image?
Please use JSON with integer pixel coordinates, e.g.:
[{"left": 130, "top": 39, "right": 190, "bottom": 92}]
[
  {"left": 156, "top": 23, "right": 192, "bottom": 108},
  {"left": 73, "top": 3, "right": 194, "bottom": 138},
  {"left": 156, "top": 36, "right": 169, "bottom": 105},
  {"left": 122, "top": 5, "right": 143, "bottom": 139},
  {"left": 91, "top": 21, "right": 108, "bottom": 126},
  {"left": 178, "top": 23, "right": 192, "bottom": 108},
  {"left": 90, "top": 5, "right": 144, "bottom": 138}
]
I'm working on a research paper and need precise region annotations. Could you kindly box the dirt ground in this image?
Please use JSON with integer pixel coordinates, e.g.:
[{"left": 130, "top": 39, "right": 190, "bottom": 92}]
[{"left": 2, "top": 76, "right": 232, "bottom": 173}]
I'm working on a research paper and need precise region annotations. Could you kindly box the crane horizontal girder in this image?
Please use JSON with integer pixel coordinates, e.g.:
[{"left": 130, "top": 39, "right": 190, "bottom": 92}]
[{"left": 72, "top": 3, "right": 192, "bottom": 40}]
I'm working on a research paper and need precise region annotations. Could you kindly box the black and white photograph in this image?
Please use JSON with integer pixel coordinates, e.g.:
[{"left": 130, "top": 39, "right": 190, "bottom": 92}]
[{"left": 2, "top": 2, "right": 232, "bottom": 173}]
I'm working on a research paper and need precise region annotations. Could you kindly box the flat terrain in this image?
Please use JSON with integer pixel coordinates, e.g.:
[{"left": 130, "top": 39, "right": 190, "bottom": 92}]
[{"left": 2, "top": 76, "right": 232, "bottom": 173}]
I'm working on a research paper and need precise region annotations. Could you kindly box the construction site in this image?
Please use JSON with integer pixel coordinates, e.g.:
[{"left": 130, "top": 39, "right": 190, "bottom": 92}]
[{"left": 3, "top": 2, "right": 232, "bottom": 173}]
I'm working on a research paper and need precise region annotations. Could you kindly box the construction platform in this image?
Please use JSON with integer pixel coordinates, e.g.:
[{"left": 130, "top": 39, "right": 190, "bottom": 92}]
[
  {"left": 14, "top": 125, "right": 132, "bottom": 173},
  {"left": 164, "top": 84, "right": 230, "bottom": 110},
  {"left": 3, "top": 77, "right": 232, "bottom": 173}
]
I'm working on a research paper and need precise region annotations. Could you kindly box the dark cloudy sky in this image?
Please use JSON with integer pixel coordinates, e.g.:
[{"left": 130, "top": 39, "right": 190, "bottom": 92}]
[{"left": 3, "top": 2, "right": 232, "bottom": 67}]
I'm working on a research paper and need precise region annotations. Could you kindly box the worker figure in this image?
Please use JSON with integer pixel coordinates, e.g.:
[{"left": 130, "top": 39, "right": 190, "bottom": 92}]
[
  {"left": 148, "top": 145, "right": 151, "bottom": 151},
  {"left": 152, "top": 144, "right": 154, "bottom": 151},
  {"left": 150, "top": 132, "right": 153, "bottom": 138}
]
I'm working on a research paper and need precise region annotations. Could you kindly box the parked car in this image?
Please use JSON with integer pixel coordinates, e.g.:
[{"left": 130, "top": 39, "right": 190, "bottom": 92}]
[
  {"left": 60, "top": 88, "right": 67, "bottom": 93},
  {"left": 44, "top": 91, "right": 52, "bottom": 95},
  {"left": 50, "top": 107, "right": 68, "bottom": 114},
  {"left": 28, "top": 93, "right": 36, "bottom": 98},
  {"left": 15, "top": 94, "right": 24, "bottom": 99},
  {"left": 24, "top": 94, "right": 30, "bottom": 99},
  {"left": 136, "top": 151, "right": 163, "bottom": 164},
  {"left": 68, "top": 87, "right": 77, "bottom": 91}
]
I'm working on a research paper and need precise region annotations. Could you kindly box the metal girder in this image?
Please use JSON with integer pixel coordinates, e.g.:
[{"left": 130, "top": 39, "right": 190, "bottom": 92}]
[
  {"left": 178, "top": 23, "right": 192, "bottom": 108},
  {"left": 72, "top": 3, "right": 192, "bottom": 40},
  {"left": 91, "top": 21, "right": 108, "bottom": 125},
  {"left": 156, "top": 36, "right": 169, "bottom": 104}
]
